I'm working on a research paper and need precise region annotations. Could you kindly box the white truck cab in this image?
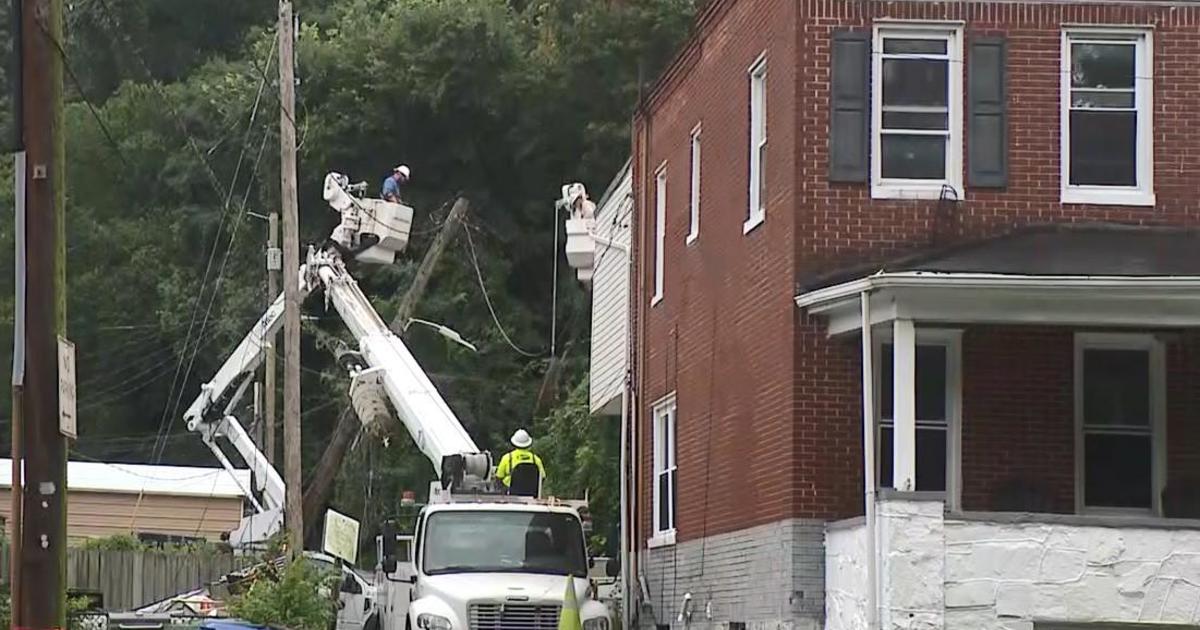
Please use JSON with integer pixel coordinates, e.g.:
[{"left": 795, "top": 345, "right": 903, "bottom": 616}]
[{"left": 372, "top": 501, "right": 610, "bottom": 630}]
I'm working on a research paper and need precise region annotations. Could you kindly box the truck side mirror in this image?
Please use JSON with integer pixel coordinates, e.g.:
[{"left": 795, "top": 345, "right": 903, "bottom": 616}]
[
  {"left": 381, "top": 521, "right": 398, "bottom": 559},
  {"left": 606, "top": 557, "right": 621, "bottom": 578},
  {"left": 381, "top": 521, "right": 398, "bottom": 573}
]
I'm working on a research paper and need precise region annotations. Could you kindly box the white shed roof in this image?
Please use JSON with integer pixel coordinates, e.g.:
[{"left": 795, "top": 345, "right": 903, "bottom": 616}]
[{"left": 0, "top": 459, "right": 250, "bottom": 499}]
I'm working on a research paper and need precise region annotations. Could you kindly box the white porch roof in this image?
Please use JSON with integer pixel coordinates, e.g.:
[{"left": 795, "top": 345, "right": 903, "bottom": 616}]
[{"left": 796, "top": 271, "right": 1200, "bottom": 336}]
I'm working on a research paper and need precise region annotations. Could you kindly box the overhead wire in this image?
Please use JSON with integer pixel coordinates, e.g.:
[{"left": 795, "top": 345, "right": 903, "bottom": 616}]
[
  {"left": 461, "top": 221, "right": 544, "bottom": 358},
  {"left": 150, "top": 54, "right": 277, "bottom": 466},
  {"left": 80, "top": 0, "right": 279, "bottom": 468}
]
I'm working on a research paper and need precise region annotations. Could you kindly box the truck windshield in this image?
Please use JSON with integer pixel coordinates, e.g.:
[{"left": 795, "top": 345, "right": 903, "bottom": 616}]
[{"left": 422, "top": 511, "right": 588, "bottom": 577}]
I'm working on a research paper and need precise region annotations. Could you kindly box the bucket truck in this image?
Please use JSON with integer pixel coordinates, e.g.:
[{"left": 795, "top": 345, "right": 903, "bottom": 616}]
[{"left": 182, "top": 173, "right": 611, "bottom": 630}]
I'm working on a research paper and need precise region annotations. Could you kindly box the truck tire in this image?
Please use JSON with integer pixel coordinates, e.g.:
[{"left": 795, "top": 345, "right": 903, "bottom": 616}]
[{"left": 363, "top": 612, "right": 380, "bottom": 630}]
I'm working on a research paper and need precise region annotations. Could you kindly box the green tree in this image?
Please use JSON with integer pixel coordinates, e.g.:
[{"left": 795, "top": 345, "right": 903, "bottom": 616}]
[{"left": 227, "top": 560, "right": 336, "bottom": 630}]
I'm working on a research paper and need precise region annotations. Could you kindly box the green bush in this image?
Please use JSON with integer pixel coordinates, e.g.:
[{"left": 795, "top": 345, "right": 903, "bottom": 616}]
[
  {"left": 227, "top": 560, "right": 337, "bottom": 630},
  {"left": 0, "top": 583, "right": 93, "bottom": 630}
]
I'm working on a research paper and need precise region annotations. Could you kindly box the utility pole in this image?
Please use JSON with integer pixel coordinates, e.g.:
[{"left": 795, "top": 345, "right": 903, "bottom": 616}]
[
  {"left": 388, "top": 197, "right": 469, "bottom": 333},
  {"left": 304, "top": 197, "right": 469, "bottom": 540},
  {"left": 18, "top": 0, "right": 68, "bottom": 624},
  {"left": 278, "top": 0, "right": 303, "bottom": 557},
  {"left": 265, "top": 212, "right": 280, "bottom": 464}
]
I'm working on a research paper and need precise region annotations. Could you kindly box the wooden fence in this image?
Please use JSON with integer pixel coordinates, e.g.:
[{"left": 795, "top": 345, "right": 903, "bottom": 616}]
[{"left": 0, "top": 546, "right": 255, "bottom": 611}]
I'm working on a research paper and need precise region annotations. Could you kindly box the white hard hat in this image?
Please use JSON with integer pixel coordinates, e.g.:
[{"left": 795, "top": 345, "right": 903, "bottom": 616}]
[
  {"left": 510, "top": 429, "right": 532, "bottom": 449},
  {"left": 394, "top": 164, "right": 411, "bottom": 178}
]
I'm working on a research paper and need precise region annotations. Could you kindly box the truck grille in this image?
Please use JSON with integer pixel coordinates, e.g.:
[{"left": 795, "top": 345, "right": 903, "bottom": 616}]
[{"left": 468, "top": 603, "right": 561, "bottom": 630}]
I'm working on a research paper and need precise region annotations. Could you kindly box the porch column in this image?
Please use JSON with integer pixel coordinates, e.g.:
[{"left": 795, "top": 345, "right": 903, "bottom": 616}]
[{"left": 893, "top": 318, "right": 916, "bottom": 491}]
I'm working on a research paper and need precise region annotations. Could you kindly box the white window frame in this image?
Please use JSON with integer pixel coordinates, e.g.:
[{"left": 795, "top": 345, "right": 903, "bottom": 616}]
[
  {"left": 1073, "top": 332, "right": 1166, "bottom": 516},
  {"left": 687, "top": 124, "right": 701, "bottom": 244},
  {"left": 1060, "top": 28, "right": 1154, "bottom": 207},
  {"left": 650, "top": 394, "right": 677, "bottom": 547},
  {"left": 746, "top": 54, "right": 767, "bottom": 233},
  {"left": 871, "top": 23, "right": 964, "bottom": 200},
  {"left": 874, "top": 328, "right": 962, "bottom": 510},
  {"left": 652, "top": 163, "right": 666, "bottom": 306}
]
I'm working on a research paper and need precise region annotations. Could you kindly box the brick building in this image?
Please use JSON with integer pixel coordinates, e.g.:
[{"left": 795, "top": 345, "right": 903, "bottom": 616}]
[{"left": 596, "top": 1, "right": 1200, "bottom": 628}]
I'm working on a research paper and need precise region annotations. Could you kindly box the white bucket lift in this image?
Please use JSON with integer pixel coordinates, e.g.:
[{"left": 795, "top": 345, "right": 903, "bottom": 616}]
[
  {"left": 559, "top": 183, "right": 597, "bottom": 286},
  {"left": 323, "top": 172, "right": 414, "bottom": 264}
]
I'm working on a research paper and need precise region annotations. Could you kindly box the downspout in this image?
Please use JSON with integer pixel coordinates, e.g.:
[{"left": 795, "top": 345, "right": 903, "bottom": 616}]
[
  {"left": 619, "top": 382, "right": 632, "bottom": 629},
  {"left": 860, "top": 291, "right": 879, "bottom": 630}
]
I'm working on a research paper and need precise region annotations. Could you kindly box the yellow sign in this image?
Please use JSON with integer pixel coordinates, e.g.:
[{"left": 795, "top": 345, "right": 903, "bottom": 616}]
[{"left": 322, "top": 509, "right": 360, "bottom": 564}]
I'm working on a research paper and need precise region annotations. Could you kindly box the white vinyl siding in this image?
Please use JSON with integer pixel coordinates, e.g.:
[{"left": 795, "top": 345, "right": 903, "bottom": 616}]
[{"left": 588, "top": 162, "right": 631, "bottom": 414}]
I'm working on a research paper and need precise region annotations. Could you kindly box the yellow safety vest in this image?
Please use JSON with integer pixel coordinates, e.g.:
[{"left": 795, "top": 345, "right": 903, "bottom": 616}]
[{"left": 496, "top": 448, "right": 545, "bottom": 487}]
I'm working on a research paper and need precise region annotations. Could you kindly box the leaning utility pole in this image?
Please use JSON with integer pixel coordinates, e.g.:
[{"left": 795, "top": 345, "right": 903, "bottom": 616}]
[
  {"left": 303, "top": 197, "right": 469, "bottom": 538},
  {"left": 18, "top": 0, "right": 69, "bottom": 624},
  {"left": 264, "top": 211, "right": 280, "bottom": 464},
  {"left": 388, "top": 197, "right": 470, "bottom": 333},
  {"left": 278, "top": 0, "right": 303, "bottom": 557}
]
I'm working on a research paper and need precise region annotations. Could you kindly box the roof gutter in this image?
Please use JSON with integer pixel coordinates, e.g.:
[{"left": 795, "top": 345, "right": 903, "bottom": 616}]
[{"left": 795, "top": 272, "right": 1200, "bottom": 310}]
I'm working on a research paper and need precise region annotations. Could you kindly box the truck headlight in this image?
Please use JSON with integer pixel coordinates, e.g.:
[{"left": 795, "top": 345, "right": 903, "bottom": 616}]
[
  {"left": 583, "top": 617, "right": 610, "bottom": 630},
  {"left": 416, "top": 613, "right": 452, "bottom": 630}
]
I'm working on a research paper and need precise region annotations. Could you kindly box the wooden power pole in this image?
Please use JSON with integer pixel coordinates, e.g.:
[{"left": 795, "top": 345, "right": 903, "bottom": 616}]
[
  {"left": 265, "top": 211, "right": 279, "bottom": 465},
  {"left": 389, "top": 198, "right": 470, "bottom": 333},
  {"left": 304, "top": 197, "right": 469, "bottom": 539},
  {"left": 278, "top": 0, "right": 303, "bottom": 557},
  {"left": 18, "top": 0, "right": 69, "bottom": 624}
]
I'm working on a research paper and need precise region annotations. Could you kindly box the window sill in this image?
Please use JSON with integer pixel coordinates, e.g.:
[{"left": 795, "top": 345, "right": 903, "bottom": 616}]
[
  {"left": 872, "top": 182, "right": 963, "bottom": 201},
  {"left": 743, "top": 214, "right": 764, "bottom": 235},
  {"left": 1062, "top": 187, "right": 1155, "bottom": 207},
  {"left": 686, "top": 232, "right": 699, "bottom": 246},
  {"left": 646, "top": 531, "right": 676, "bottom": 549}
]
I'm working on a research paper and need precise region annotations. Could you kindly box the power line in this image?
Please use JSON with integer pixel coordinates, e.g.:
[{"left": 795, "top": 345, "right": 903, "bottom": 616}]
[
  {"left": 461, "top": 222, "right": 543, "bottom": 358},
  {"left": 35, "top": 21, "right": 134, "bottom": 172},
  {"left": 150, "top": 55, "right": 277, "bottom": 466}
]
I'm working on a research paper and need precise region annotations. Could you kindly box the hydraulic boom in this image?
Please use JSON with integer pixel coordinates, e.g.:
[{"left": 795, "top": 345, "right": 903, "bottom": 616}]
[{"left": 182, "top": 173, "right": 490, "bottom": 547}]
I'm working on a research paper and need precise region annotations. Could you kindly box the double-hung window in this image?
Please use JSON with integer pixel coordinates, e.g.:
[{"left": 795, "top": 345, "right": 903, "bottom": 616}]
[
  {"left": 688, "top": 125, "right": 701, "bottom": 244},
  {"left": 746, "top": 55, "right": 767, "bottom": 232},
  {"left": 652, "top": 165, "right": 666, "bottom": 305},
  {"left": 877, "top": 331, "right": 961, "bottom": 498},
  {"left": 1076, "top": 334, "right": 1164, "bottom": 514},
  {"left": 1062, "top": 30, "right": 1153, "bottom": 206},
  {"left": 652, "top": 396, "right": 677, "bottom": 543},
  {"left": 872, "top": 25, "right": 963, "bottom": 199}
]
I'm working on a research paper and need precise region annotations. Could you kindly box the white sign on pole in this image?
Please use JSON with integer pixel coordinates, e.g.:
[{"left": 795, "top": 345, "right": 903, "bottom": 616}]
[
  {"left": 322, "top": 509, "right": 360, "bottom": 564},
  {"left": 58, "top": 336, "right": 77, "bottom": 439}
]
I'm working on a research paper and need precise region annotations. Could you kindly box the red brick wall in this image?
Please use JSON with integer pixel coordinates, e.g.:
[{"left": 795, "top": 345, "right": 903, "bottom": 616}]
[
  {"left": 798, "top": 1, "right": 1200, "bottom": 279},
  {"left": 633, "top": 0, "right": 1200, "bottom": 547},
  {"left": 960, "top": 327, "right": 1076, "bottom": 513},
  {"left": 633, "top": 0, "right": 800, "bottom": 545},
  {"left": 960, "top": 327, "right": 1200, "bottom": 513}
]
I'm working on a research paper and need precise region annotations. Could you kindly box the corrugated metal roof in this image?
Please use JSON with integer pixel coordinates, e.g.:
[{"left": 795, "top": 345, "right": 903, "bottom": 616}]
[{"left": 0, "top": 459, "right": 250, "bottom": 498}]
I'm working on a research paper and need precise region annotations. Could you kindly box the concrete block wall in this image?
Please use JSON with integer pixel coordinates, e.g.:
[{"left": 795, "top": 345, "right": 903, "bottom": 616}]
[
  {"left": 825, "top": 496, "right": 1200, "bottom": 630},
  {"left": 638, "top": 519, "right": 826, "bottom": 630},
  {"left": 944, "top": 515, "right": 1200, "bottom": 628}
]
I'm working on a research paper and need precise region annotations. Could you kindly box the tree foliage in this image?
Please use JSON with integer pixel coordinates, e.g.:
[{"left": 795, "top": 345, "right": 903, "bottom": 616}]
[
  {"left": 226, "top": 560, "right": 337, "bottom": 630},
  {"left": 0, "top": 0, "right": 695, "bottom": 552}
]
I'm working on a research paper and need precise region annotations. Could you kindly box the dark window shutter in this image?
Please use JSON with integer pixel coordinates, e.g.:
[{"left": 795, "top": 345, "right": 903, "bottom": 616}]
[
  {"left": 829, "top": 30, "right": 870, "bottom": 183},
  {"left": 968, "top": 37, "right": 1008, "bottom": 188}
]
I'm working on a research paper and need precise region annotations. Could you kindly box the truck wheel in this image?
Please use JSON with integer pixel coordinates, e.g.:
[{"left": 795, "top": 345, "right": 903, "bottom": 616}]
[{"left": 363, "top": 612, "right": 380, "bottom": 630}]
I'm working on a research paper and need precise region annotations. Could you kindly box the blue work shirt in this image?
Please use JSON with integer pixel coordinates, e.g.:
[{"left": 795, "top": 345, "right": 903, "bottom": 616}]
[{"left": 381, "top": 176, "right": 402, "bottom": 200}]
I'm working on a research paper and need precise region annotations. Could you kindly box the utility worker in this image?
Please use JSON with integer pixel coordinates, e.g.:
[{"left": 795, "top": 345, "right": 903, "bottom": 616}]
[
  {"left": 381, "top": 164, "right": 410, "bottom": 203},
  {"left": 496, "top": 429, "right": 546, "bottom": 495}
]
